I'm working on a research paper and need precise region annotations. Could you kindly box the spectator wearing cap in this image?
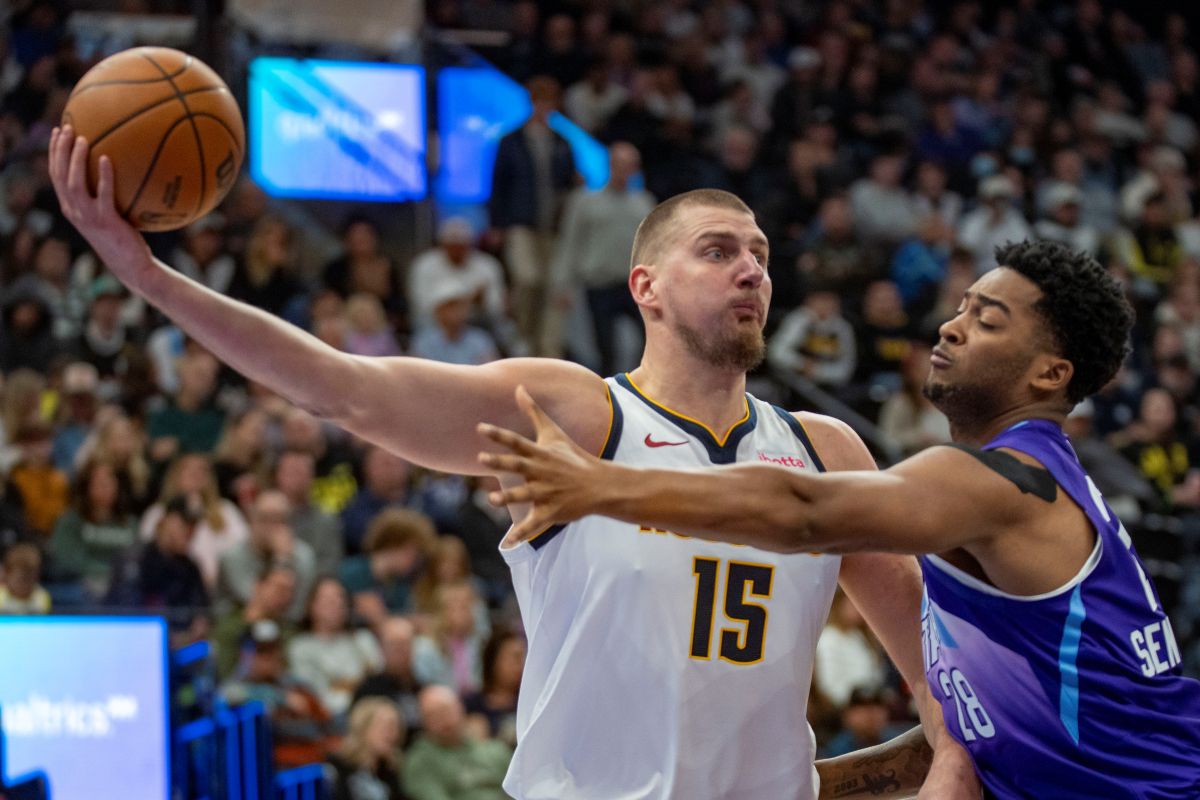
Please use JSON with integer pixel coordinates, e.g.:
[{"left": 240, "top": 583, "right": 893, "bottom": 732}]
[
  {"left": 48, "top": 457, "right": 138, "bottom": 599},
  {"left": 552, "top": 142, "right": 655, "bottom": 376},
  {"left": 107, "top": 494, "right": 209, "bottom": 638},
  {"left": 407, "top": 217, "right": 520, "bottom": 355},
  {"left": 1035, "top": 182, "right": 1100, "bottom": 256},
  {"left": 1114, "top": 181, "right": 1184, "bottom": 289},
  {"left": 70, "top": 274, "right": 136, "bottom": 384},
  {"left": 51, "top": 361, "right": 99, "bottom": 474},
  {"left": 956, "top": 174, "right": 1033, "bottom": 274},
  {"left": 220, "top": 613, "right": 337, "bottom": 768},
  {"left": 409, "top": 282, "right": 500, "bottom": 367},
  {"left": 169, "top": 213, "right": 236, "bottom": 294},
  {"left": 489, "top": 75, "right": 576, "bottom": 358}
]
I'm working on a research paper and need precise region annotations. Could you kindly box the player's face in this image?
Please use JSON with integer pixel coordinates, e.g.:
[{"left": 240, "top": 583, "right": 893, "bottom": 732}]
[
  {"left": 924, "top": 268, "right": 1056, "bottom": 426},
  {"left": 652, "top": 205, "right": 772, "bottom": 371}
]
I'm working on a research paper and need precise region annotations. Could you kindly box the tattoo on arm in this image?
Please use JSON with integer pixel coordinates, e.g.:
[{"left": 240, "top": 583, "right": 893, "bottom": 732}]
[{"left": 816, "top": 725, "right": 934, "bottom": 799}]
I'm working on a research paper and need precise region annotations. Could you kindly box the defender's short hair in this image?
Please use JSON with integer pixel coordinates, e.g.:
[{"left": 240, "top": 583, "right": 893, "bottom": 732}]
[
  {"left": 995, "top": 240, "right": 1133, "bottom": 404},
  {"left": 630, "top": 189, "right": 754, "bottom": 270}
]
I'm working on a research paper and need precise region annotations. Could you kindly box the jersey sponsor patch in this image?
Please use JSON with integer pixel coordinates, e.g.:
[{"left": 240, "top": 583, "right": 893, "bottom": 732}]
[{"left": 757, "top": 451, "right": 807, "bottom": 468}]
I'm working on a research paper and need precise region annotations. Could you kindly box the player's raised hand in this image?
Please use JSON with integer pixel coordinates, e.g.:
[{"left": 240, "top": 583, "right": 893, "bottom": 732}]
[
  {"left": 49, "top": 125, "right": 153, "bottom": 286},
  {"left": 478, "top": 385, "right": 606, "bottom": 540}
]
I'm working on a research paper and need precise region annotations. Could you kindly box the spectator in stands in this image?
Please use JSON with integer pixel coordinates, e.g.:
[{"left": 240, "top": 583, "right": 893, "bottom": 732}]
[
  {"left": 412, "top": 536, "right": 490, "bottom": 636},
  {"left": 76, "top": 411, "right": 151, "bottom": 508},
  {"left": 107, "top": 495, "right": 209, "bottom": 640},
  {"left": 274, "top": 448, "right": 344, "bottom": 579},
  {"left": 214, "top": 566, "right": 298, "bottom": 678},
  {"left": 6, "top": 420, "right": 67, "bottom": 538},
  {"left": 820, "top": 687, "right": 909, "bottom": 758},
  {"left": 0, "top": 542, "right": 50, "bottom": 614},
  {"left": 890, "top": 215, "right": 953, "bottom": 319},
  {"left": 229, "top": 215, "right": 304, "bottom": 320},
  {"left": 552, "top": 141, "right": 655, "bottom": 376},
  {"left": 327, "top": 697, "right": 406, "bottom": 800},
  {"left": 403, "top": 686, "right": 511, "bottom": 800},
  {"left": 341, "top": 446, "right": 415, "bottom": 555},
  {"left": 70, "top": 275, "right": 136, "bottom": 382},
  {"left": 0, "top": 273, "right": 60, "bottom": 373},
  {"left": 0, "top": 369, "right": 44, "bottom": 474},
  {"left": 48, "top": 457, "right": 137, "bottom": 599},
  {"left": 916, "top": 95, "right": 986, "bottom": 178},
  {"left": 212, "top": 405, "right": 271, "bottom": 503},
  {"left": 814, "top": 590, "right": 885, "bottom": 709},
  {"left": 222, "top": 617, "right": 336, "bottom": 769},
  {"left": 409, "top": 283, "right": 499, "bottom": 367},
  {"left": 343, "top": 294, "right": 402, "bottom": 358},
  {"left": 1110, "top": 387, "right": 1200, "bottom": 510},
  {"left": 464, "top": 628, "right": 525, "bottom": 747},
  {"left": 51, "top": 361, "right": 99, "bottom": 474},
  {"left": 217, "top": 489, "right": 317, "bottom": 621},
  {"left": 280, "top": 406, "right": 360, "bottom": 515},
  {"left": 1155, "top": 270, "right": 1200, "bottom": 372},
  {"left": 852, "top": 280, "right": 914, "bottom": 405},
  {"left": 146, "top": 348, "right": 225, "bottom": 462},
  {"left": 911, "top": 160, "right": 963, "bottom": 231},
  {"left": 407, "top": 218, "right": 517, "bottom": 354},
  {"left": 1035, "top": 182, "right": 1101, "bottom": 256},
  {"left": 767, "top": 287, "right": 856, "bottom": 390},
  {"left": 850, "top": 151, "right": 919, "bottom": 247},
  {"left": 1115, "top": 185, "right": 1185, "bottom": 290},
  {"left": 489, "top": 75, "right": 575, "bottom": 358},
  {"left": 413, "top": 581, "right": 486, "bottom": 695},
  {"left": 140, "top": 452, "right": 248, "bottom": 589},
  {"left": 798, "top": 195, "right": 884, "bottom": 299},
  {"left": 322, "top": 215, "right": 403, "bottom": 325},
  {"left": 957, "top": 174, "right": 1033, "bottom": 273},
  {"left": 340, "top": 508, "right": 435, "bottom": 627},
  {"left": 288, "top": 577, "right": 383, "bottom": 719},
  {"left": 354, "top": 615, "right": 424, "bottom": 741},
  {"left": 564, "top": 58, "right": 627, "bottom": 135},
  {"left": 169, "top": 213, "right": 235, "bottom": 294},
  {"left": 878, "top": 341, "right": 951, "bottom": 458},
  {"left": 1062, "top": 400, "right": 1157, "bottom": 521},
  {"left": 707, "top": 126, "right": 774, "bottom": 218}
]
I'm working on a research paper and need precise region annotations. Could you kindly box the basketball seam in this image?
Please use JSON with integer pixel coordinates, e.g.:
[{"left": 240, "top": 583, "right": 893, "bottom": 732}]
[
  {"left": 186, "top": 112, "right": 244, "bottom": 156},
  {"left": 140, "top": 52, "right": 207, "bottom": 220},
  {"left": 85, "top": 86, "right": 229, "bottom": 151},
  {"left": 67, "top": 59, "right": 192, "bottom": 97},
  {"left": 121, "top": 115, "right": 193, "bottom": 219}
]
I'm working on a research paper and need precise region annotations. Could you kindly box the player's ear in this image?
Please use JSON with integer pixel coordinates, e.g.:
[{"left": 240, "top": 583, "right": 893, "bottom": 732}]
[
  {"left": 1030, "top": 354, "right": 1073, "bottom": 397},
  {"left": 629, "top": 263, "right": 657, "bottom": 308}
]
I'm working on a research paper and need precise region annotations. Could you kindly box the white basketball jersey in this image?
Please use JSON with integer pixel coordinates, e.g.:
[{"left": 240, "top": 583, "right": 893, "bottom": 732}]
[{"left": 500, "top": 374, "right": 842, "bottom": 800}]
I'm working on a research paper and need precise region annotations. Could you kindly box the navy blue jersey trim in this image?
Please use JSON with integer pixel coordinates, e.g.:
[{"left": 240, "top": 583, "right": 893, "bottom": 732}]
[
  {"left": 530, "top": 384, "right": 624, "bottom": 553},
  {"left": 770, "top": 406, "right": 826, "bottom": 473},
  {"left": 615, "top": 373, "right": 757, "bottom": 464}
]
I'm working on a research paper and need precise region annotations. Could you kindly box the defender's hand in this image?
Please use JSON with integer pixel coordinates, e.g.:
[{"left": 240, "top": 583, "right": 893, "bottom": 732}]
[
  {"left": 478, "top": 385, "right": 607, "bottom": 540},
  {"left": 49, "top": 125, "right": 154, "bottom": 286}
]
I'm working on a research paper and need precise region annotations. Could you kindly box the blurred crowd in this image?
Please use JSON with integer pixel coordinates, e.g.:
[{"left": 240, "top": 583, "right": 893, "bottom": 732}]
[{"left": 3, "top": 0, "right": 1200, "bottom": 796}]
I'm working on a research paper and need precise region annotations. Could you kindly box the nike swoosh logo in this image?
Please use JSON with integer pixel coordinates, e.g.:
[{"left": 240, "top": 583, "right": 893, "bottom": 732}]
[{"left": 645, "top": 433, "right": 688, "bottom": 448}]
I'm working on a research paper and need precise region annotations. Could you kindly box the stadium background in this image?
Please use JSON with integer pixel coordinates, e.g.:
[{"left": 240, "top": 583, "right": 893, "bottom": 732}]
[{"left": 1, "top": 1, "right": 1199, "bottom": 798}]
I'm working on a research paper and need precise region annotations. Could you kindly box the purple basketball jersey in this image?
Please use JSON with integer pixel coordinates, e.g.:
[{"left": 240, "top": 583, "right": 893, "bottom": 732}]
[{"left": 920, "top": 419, "right": 1200, "bottom": 799}]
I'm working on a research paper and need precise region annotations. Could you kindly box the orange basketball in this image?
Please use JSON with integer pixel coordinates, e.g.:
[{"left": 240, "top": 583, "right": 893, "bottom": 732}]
[{"left": 62, "top": 47, "right": 245, "bottom": 232}]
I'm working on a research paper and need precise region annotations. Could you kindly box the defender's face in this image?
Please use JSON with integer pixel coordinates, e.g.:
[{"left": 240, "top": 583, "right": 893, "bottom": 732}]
[{"left": 925, "top": 268, "right": 1054, "bottom": 421}]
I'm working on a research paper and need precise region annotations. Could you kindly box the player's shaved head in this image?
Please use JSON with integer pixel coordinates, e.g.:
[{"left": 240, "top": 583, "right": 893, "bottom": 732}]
[{"left": 630, "top": 189, "right": 755, "bottom": 270}]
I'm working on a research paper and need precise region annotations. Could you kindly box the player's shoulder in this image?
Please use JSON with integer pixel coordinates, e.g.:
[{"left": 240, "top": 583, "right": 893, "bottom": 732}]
[
  {"left": 485, "top": 357, "right": 613, "bottom": 449},
  {"left": 788, "top": 411, "right": 875, "bottom": 471}
]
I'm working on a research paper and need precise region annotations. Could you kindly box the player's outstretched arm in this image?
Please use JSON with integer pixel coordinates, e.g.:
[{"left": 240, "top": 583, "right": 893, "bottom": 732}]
[
  {"left": 815, "top": 725, "right": 931, "bottom": 799},
  {"left": 480, "top": 387, "right": 1004, "bottom": 553},
  {"left": 51, "top": 127, "right": 610, "bottom": 474}
]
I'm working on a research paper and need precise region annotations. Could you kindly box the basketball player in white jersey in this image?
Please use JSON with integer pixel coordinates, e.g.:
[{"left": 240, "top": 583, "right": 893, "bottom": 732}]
[{"left": 49, "top": 126, "right": 975, "bottom": 798}]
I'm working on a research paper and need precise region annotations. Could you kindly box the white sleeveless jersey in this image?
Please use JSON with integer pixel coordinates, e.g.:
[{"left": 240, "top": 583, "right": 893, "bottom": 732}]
[{"left": 500, "top": 374, "right": 842, "bottom": 800}]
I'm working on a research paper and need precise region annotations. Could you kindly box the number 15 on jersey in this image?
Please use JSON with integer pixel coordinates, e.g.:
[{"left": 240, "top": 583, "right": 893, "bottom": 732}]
[{"left": 690, "top": 557, "right": 774, "bottom": 664}]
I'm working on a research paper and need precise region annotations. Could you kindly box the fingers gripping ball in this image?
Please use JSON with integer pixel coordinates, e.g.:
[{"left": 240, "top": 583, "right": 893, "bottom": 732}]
[{"left": 61, "top": 47, "right": 245, "bottom": 232}]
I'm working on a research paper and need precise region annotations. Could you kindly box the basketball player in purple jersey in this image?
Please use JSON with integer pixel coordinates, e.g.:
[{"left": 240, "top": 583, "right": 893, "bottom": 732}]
[{"left": 481, "top": 240, "right": 1200, "bottom": 798}]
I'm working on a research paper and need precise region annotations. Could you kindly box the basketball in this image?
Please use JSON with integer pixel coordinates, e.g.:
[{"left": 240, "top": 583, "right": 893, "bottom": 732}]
[{"left": 61, "top": 47, "right": 245, "bottom": 232}]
